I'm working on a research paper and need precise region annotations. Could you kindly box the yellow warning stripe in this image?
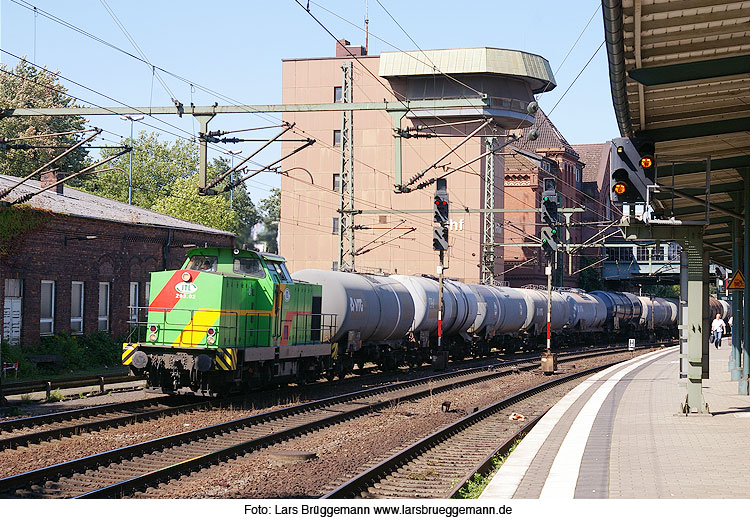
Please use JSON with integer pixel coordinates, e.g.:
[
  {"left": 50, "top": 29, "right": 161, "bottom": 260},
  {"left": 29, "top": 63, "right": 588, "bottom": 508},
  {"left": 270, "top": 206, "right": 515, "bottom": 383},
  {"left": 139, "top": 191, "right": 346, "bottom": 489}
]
[
  {"left": 122, "top": 344, "right": 138, "bottom": 365},
  {"left": 214, "top": 348, "right": 236, "bottom": 371}
]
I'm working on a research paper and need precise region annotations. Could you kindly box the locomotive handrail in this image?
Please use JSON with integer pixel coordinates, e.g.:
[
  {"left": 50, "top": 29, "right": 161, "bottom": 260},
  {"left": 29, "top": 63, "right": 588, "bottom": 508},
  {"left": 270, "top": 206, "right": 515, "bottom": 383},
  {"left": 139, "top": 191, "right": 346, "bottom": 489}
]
[{"left": 126, "top": 307, "right": 336, "bottom": 347}]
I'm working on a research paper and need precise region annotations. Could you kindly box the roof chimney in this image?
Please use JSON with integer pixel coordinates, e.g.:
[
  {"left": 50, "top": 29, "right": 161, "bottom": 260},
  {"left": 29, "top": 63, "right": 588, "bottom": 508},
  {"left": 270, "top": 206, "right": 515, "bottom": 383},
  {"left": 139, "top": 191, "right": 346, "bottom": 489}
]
[
  {"left": 40, "top": 170, "right": 64, "bottom": 195},
  {"left": 336, "top": 38, "right": 366, "bottom": 57}
]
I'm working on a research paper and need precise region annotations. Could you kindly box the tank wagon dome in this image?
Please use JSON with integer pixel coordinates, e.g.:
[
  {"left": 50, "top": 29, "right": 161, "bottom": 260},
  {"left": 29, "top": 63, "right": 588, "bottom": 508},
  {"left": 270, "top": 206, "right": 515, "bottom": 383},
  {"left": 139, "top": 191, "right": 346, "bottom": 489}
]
[{"left": 290, "top": 269, "right": 414, "bottom": 343}]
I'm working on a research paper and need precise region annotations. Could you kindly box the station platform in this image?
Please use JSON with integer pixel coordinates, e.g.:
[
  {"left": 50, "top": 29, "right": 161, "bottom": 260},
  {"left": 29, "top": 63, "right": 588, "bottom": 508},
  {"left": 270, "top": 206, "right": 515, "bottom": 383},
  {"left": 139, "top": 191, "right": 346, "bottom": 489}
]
[{"left": 480, "top": 343, "right": 750, "bottom": 499}]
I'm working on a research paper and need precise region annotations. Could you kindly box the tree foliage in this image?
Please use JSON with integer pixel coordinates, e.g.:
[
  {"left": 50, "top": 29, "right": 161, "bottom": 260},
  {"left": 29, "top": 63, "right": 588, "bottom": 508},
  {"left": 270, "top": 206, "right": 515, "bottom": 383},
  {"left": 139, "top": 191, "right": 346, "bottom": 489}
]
[
  {"left": 83, "top": 133, "right": 264, "bottom": 236},
  {"left": 577, "top": 255, "right": 604, "bottom": 292},
  {"left": 256, "top": 188, "right": 280, "bottom": 253},
  {"left": 0, "top": 59, "right": 89, "bottom": 178}
]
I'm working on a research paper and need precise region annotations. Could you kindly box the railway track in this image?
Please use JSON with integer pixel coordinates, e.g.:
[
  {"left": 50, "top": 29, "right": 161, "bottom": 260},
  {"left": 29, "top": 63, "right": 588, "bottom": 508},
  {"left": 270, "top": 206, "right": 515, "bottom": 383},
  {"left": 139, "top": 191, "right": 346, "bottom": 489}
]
[
  {"left": 323, "top": 362, "right": 613, "bottom": 498},
  {"left": 0, "top": 344, "right": 649, "bottom": 498},
  {"left": 0, "top": 396, "right": 212, "bottom": 451}
]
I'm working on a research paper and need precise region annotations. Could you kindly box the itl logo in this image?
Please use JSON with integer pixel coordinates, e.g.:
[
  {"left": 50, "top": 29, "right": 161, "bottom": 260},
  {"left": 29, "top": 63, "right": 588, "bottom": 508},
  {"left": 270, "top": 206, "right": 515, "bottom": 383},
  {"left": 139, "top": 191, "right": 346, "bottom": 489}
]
[
  {"left": 349, "top": 297, "right": 364, "bottom": 312},
  {"left": 449, "top": 219, "right": 464, "bottom": 231},
  {"left": 175, "top": 282, "right": 198, "bottom": 294}
]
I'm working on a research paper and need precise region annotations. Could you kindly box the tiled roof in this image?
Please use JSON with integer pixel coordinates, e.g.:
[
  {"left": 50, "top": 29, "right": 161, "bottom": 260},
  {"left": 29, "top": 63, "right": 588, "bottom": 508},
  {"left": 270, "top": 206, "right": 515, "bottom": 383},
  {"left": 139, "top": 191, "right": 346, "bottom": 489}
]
[
  {"left": 513, "top": 109, "right": 577, "bottom": 156},
  {"left": 0, "top": 174, "right": 235, "bottom": 236},
  {"left": 572, "top": 143, "right": 610, "bottom": 184}
]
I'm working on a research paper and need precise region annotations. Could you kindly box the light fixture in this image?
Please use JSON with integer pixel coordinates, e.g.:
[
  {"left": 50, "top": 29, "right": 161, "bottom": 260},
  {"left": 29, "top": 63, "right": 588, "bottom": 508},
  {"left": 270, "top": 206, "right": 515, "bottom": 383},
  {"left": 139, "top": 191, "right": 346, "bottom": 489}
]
[{"left": 64, "top": 235, "right": 98, "bottom": 246}]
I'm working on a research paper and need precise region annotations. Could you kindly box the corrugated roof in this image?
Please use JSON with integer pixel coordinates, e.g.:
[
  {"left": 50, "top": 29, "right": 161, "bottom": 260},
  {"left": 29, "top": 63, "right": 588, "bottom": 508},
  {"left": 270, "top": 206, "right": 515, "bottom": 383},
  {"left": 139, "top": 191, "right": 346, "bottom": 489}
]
[
  {"left": 0, "top": 174, "right": 235, "bottom": 237},
  {"left": 378, "top": 48, "right": 556, "bottom": 93}
]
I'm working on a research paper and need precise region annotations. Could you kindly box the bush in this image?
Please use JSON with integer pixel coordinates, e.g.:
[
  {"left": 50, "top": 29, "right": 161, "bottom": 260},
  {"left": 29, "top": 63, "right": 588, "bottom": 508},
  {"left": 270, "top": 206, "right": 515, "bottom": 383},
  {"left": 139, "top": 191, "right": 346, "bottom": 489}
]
[{"left": 1, "top": 331, "right": 124, "bottom": 378}]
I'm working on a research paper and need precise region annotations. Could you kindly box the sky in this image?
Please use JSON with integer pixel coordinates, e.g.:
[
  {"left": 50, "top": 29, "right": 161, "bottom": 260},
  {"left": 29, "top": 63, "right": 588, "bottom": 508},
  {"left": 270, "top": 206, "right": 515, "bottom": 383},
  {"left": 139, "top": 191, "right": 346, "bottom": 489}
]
[{"left": 0, "top": 0, "right": 619, "bottom": 202}]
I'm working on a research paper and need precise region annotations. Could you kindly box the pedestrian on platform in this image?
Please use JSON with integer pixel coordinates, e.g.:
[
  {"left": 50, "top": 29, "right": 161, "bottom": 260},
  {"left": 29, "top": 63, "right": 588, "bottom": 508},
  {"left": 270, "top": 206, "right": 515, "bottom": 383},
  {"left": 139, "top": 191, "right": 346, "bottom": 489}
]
[
  {"left": 728, "top": 316, "right": 733, "bottom": 336},
  {"left": 711, "top": 314, "right": 726, "bottom": 349}
]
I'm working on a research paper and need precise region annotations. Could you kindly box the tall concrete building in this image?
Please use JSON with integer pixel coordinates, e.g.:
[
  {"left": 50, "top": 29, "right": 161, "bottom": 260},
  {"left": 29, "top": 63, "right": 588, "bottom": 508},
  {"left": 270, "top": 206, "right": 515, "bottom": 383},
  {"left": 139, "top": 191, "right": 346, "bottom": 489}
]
[{"left": 280, "top": 41, "right": 556, "bottom": 283}]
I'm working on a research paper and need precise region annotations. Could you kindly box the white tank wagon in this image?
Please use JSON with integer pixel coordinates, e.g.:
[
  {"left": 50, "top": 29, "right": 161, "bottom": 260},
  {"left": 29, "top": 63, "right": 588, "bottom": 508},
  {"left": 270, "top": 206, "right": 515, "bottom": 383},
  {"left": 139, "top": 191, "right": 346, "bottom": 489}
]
[
  {"left": 560, "top": 290, "right": 607, "bottom": 331},
  {"left": 638, "top": 296, "right": 676, "bottom": 329},
  {"left": 517, "top": 288, "right": 569, "bottom": 335},
  {"left": 442, "top": 279, "right": 479, "bottom": 338},
  {"left": 391, "top": 275, "right": 439, "bottom": 343},
  {"left": 291, "top": 270, "right": 415, "bottom": 347},
  {"left": 467, "top": 284, "right": 504, "bottom": 339}
]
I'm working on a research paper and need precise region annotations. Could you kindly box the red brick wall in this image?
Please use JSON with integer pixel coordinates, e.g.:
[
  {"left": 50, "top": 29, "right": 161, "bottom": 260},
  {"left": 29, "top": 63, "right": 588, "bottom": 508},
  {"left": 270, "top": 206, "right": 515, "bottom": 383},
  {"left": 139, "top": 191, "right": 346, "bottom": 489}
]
[{"left": 0, "top": 211, "right": 234, "bottom": 347}]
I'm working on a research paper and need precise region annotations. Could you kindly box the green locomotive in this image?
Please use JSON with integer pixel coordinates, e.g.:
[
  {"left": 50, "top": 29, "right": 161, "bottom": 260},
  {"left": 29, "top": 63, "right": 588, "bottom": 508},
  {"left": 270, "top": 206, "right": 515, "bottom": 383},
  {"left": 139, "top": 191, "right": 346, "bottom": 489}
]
[{"left": 122, "top": 247, "right": 334, "bottom": 395}]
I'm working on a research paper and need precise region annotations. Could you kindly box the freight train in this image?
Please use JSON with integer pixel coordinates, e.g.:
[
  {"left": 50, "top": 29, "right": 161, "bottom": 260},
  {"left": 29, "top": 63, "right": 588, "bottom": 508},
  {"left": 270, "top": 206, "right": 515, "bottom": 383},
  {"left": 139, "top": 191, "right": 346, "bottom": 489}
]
[{"left": 122, "top": 247, "right": 704, "bottom": 396}]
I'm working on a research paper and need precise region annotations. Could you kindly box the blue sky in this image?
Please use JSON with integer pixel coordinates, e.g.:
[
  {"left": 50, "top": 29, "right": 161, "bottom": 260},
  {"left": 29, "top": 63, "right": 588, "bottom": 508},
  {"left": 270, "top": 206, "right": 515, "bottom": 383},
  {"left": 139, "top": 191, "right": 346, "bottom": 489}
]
[{"left": 0, "top": 0, "right": 619, "bottom": 201}]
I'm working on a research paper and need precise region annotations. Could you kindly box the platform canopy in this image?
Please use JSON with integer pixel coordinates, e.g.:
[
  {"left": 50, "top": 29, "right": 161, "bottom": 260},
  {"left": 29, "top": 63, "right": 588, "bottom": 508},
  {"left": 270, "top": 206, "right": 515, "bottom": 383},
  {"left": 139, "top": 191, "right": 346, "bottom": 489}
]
[{"left": 603, "top": 0, "right": 750, "bottom": 265}]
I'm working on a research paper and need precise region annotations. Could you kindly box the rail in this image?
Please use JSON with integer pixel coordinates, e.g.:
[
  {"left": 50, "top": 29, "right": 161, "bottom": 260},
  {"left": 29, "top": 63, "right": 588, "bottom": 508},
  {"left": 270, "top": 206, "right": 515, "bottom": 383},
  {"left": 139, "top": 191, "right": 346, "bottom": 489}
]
[{"left": 0, "top": 371, "right": 136, "bottom": 397}]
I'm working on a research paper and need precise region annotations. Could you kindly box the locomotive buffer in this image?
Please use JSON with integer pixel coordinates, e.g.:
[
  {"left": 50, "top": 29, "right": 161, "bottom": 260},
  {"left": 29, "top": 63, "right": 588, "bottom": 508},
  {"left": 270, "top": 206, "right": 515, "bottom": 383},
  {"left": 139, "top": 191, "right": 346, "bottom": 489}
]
[{"left": 540, "top": 178, "right": 559, "bottom": 374}]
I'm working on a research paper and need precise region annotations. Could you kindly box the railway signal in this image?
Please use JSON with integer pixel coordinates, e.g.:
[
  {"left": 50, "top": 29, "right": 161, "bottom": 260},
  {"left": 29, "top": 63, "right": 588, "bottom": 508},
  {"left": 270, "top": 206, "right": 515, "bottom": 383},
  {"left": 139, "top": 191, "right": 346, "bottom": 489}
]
[
  {"left": 610, "top": 137, "right": 655, "bottom": 207},
  {"left": 540, "top": 226, "right": 558, "bottom": 253},
  {"left": 433, "top": 179, "right": 449, "bottom": 251},
  {"left": 540, "top": 178, "right": 559, "bottom": 254}
]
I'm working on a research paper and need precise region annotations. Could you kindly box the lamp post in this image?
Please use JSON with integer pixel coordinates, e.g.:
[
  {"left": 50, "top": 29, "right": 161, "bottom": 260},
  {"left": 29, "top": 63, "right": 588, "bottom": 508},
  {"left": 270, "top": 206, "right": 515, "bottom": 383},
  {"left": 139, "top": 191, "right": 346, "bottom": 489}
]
[
  {"left": 227, "top": 149, "right": 241, "bottom": 209},
  {"left": 121, "top": 115, "right": 144, "bottom": 205}
]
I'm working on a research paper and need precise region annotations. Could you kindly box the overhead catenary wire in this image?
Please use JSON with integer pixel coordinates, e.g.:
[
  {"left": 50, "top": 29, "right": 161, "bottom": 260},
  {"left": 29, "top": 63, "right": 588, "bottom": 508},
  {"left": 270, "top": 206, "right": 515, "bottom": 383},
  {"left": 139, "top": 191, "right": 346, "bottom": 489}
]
[{"left": 7, "top": 2, "right": 616, "bottom": 268}]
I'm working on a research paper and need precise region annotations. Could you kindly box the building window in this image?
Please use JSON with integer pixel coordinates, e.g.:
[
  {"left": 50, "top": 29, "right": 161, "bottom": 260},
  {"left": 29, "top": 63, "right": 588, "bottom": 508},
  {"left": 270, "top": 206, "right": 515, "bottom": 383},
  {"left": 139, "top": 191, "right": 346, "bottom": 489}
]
[
  {"left": 144, "top": 282, "right": 151, "bottom": 308},
  {"left": 332, "top": 261, "right": 339, "bottom": 271},
  {"left": 636, "top": 246, "right": 651, "bottom": 261},
  {"left": 71, "top": 281, "right": 84, "bottom": 334},
  {"left": 334, "top": 86, "right": 343, "bottom": 102},
  {"left": 332, "top": 217, "right": 340, "bottom": 235},
  {"left": 668, "top": 242, "right": 681, "bottom": 261},
  {"left": 333, "top": 130, "right": 342, "bottom": 146},
  {"left": 129, "top": 282, "right": 139, "bottom": 322},
  {"left": 333, "top": 173, "right": 340, "bottom": 191},
  {"left": 3, "top": 279, "right": 23, "bottom": 345},
  {"left": 98, "top": 282, "right": 110, "bottom": 332},
  {"left": 40, "top": 280, "right": 55, "bottom": 335},
  {"left": 575, "top": 166, "right": 582, "bottom": 183}
]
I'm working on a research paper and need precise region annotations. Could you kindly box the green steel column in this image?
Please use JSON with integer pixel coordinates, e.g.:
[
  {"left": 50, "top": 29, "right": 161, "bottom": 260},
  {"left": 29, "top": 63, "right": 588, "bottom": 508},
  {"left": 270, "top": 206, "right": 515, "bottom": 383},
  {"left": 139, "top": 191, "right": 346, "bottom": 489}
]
[
  {"left": 731, "top": 212, "right": 742, "bottom": 380},
  {"left": 685, "top": 228, "right": 708, "bottom": 412},
  {"left": 742, "top": 169, "right": 750, "bottom": 394}
]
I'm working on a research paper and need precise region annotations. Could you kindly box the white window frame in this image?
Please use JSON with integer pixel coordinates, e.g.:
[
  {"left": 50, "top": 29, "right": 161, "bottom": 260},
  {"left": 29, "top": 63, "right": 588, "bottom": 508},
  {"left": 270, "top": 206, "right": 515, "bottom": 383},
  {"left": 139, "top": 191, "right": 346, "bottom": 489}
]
[
  {"left": 98, "top": 282, "right": 110, "bottom": 332},
  {"left": 40, "top": 280, "right": 55, "bottom": 335},
  {"left": 71, "top": 281, "right": 84, "bottom": 334},
  {"left": 129, "top": 282, "right": 139, "bottom": 322},
  {"left": 144, "top": 281, "right": 151, "bottom": 308}
]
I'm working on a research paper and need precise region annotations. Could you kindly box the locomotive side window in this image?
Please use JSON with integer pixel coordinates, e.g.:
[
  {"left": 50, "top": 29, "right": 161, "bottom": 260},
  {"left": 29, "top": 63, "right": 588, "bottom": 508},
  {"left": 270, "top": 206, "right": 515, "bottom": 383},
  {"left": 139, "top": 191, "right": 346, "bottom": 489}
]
[
  {"left": 186, "top": 255, "right": 218, "bottom": 272},
  {"left": 233, "top": 257, "right": 266, "bottom": 278},
  {"left": 267, "top": 261, "right": 292, "bottom": 283}
]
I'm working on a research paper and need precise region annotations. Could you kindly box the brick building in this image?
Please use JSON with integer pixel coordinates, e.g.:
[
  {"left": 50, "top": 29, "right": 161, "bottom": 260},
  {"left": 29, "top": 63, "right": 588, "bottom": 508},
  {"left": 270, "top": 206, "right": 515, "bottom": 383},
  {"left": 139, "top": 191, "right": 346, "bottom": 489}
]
[
  {"left": 279, "top": 43, "right": 556, "bottom": 283},
  {"left": 0, "top": 172, "right": 234, "bottom": 347},
  {"left": 501, "top": 110, "right": 587, "bottom": 287}
]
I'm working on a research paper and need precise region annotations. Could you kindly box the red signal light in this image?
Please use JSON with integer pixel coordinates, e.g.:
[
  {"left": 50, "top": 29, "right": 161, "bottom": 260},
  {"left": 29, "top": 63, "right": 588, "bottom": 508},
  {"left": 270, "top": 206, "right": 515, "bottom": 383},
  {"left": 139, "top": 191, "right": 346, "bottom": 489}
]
[
  {"left": 640, "top": 156, "right": 654, "bottom": 169},
  {"left": 614, "top": 182, "right": 627, "bottom": 195}
]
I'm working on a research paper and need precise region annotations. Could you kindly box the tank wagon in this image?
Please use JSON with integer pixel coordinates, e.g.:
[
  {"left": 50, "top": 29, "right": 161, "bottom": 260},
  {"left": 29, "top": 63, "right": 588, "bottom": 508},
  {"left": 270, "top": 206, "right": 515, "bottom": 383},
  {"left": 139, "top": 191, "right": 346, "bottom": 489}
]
[{"left": 124, "top": 247, "right": 681, "bottom": 396}]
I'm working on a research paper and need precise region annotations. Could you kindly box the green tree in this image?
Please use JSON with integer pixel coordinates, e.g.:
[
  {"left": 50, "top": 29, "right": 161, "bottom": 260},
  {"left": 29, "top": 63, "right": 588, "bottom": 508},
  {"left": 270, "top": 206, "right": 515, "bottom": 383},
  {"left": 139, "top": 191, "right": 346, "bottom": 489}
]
[
  {"left": 0, "top": 59, "right": 89, "bottom": 178},
  {"left": 151, "top": 174, "right": 238, "bottom": 232},
  {"left": 257, "top": 188, "right": 280, "bottom": 253},
  {"left": 208, "top": 157, "right": 260, "bottom": 244},
  {"left": 83, "top": 132, "right": 196, "bottom": 209},
  {"left": 577, "top": 255, "right": 604, "bottom": 291}
]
